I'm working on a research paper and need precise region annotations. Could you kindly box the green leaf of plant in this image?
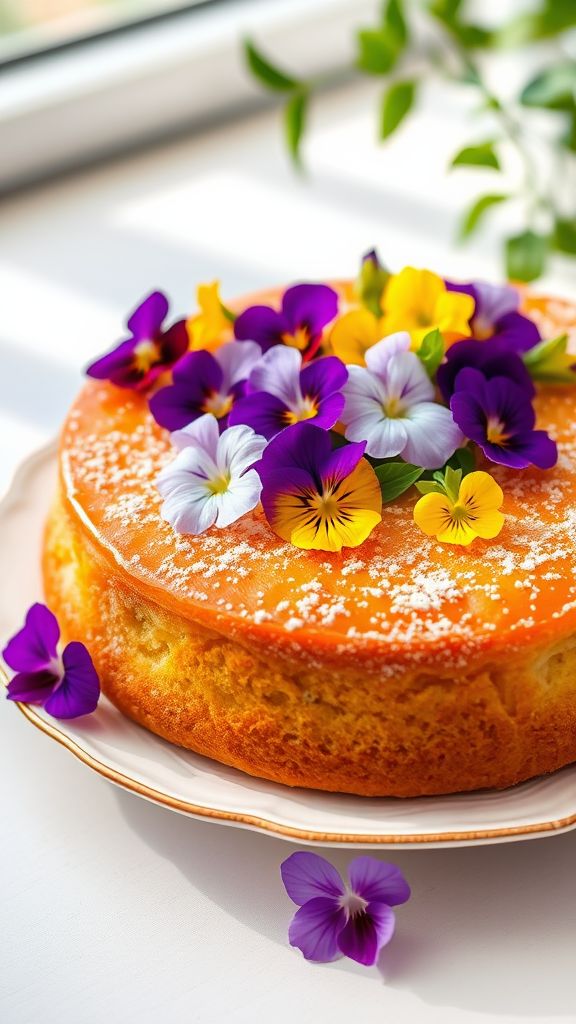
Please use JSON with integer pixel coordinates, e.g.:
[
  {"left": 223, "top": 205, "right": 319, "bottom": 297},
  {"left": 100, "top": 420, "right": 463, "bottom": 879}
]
[
  {"left": 447, "top": 447, "right": 475, "bottom": 475},
  {"left": 284, "top": 91, "right": 308, "bottom": 168},
  {"left": 523, "top": 334, "right": 576, "bottom": 383},
  {"left": 418, "top": 328, "right": 444, "bottom": 378},
  {"left": 458, "top": 193, "right": 508, "bottom": 240},
  {"left": 520, "top": 63, "right": 576, "bottom": 111},
  {"left": 554, "top": 217, "right": 576, "bottom": 255},
  {"left": 506, "top": 230, "right": 548, "bottom": 283},
  {"left": 244, "top": 39, "right": 300, "bottom": 92},
  {"left": 415, "top": 479, "right": 444, "bottom": 495},
  {"left": 356, "top": 28, "right": 399, "bottom": 75},
  {"left": 451, "top": 141, "right": 501, "bottom": 171},
  {"left": 537, "top": 0, "right": 576, "bottom": 37},
  {"left": 383, "top": 0, "right": 408, "bottom": 48},
  {"left": 374, "top": 461, "right": 424, "bottom": 502},
  {"left": 380, "top": 79, "right": 417, "bottom": 140}
]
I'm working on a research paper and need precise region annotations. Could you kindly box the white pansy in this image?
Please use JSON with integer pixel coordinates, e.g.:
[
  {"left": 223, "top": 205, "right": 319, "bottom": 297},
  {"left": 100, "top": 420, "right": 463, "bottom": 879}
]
[
  {"left": 341, "top": 334, "right": 463, "bottom": 469},
  {"left": 157, "top": 414, "right": 267, "bottom": 535}
]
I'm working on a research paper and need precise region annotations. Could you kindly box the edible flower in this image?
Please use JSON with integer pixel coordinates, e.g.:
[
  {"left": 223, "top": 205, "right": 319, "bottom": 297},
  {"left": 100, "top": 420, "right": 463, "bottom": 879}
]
[
  {"left": 380, "top": 267, "right": 474, "bottom": 349},
  {"left": 234, "top": 283, "right": 339, "bottom": 361},
  {"left": 3, "top": 604, "right": 100, "bottom": 719},
  {"left": 450, "top": 368, "right": 557, "bottom": 470},
  {"left": 229, "top": 346, "right": 347, "bottom": 439},
  {"left": 340, "top": 332, "right": 463, "bottom": 468},
  {"left": 356, "top": 249, "right": 390, "bottom": 317},
  {"left": 436, "top": 338, "right": 535, "bottom": 403},
  {"left": 281, "top": 852, "right": 410, "bottom": 966},
  {"left": 329, "top": 308, "right": 384, "bottom": 366},
  {"left": 156, "top": 414, "right": 267, "bottom": 535},
  {"left": 186, "top": 281, "right": 234, "bottom": 352},
  {"left": 258, "top": 423, "right": 382, "bottom": 552},
  {"left": 86, "top": 291, "right": 188, "bottom": 391},
  {"left": 446, "top": 280, "right": 540, "bottom": 352},
  {"left": 149, "top": 341, "right": 262, "bottom": 431},
  {"left": 413, "top": 467, "right": 505, "bottom": 546}
]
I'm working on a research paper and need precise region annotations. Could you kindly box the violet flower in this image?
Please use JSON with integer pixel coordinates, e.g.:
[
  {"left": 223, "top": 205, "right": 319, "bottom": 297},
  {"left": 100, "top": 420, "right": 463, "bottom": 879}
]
[
  {"left": 229, "top": 345, "right": 347, "bottom": 439},
  {"left": 281, "top": 852, "right": 410, "bottom": 965},
  {"left": 149, "top": 341, "right": 262, "bottom": 431},
  {"left": 446, "top": 280, "right": 540, "bottom": 352},
  {"left": 3, "top": 604, "right": 100, "bottom": 719},
  {"left": 234, "top": 283, "right": 339, "bottom": 361},
  {"left": 450, "top": 367, "right": 557, "bottom": 470},
  {"left": 437, "top": 338, "right": 535, "bottom": 403},
  {"left": 87, "top": 291, "right": 188, "bottom": 391}
]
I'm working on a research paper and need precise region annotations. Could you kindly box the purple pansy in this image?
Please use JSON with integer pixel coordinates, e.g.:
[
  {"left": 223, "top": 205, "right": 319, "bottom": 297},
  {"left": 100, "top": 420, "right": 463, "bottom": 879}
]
[
  {"left": 229, "top": 346, "right": 347, "bottom": 440},
  {"left": 446, "top": 280, "right": 540, "bottom": 352},
  {"left": 450, "top": 367, "right": 557, "bottom": 470},
  {"left": 234, "top": 283, "right": 339, "bottom": 361},
  {"left": 281, "top": 852, "right": 410, "bottom": 966},
  {"left": 149, "top": 340, "right": 262, "bottom": 431},
  {"left": 437, "top": 338, "right": 535, "bottom": 403},
  {"left": 3, "top": 604, "right": 100, "bottom": 719},
  {"left": 87, "top": 291, "right": 188, "bottom": 391}
]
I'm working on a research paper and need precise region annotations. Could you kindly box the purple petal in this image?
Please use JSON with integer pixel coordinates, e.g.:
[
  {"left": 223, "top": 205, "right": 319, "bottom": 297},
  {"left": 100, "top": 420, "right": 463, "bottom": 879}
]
[
  {"left": 483, "top": 375, "right": 535, "bottom": 435},
  {"left": 313, "top": 392, "right": 346, "bottom": 431},
  {"left": 281, "top": 852, "right": 345, "bottom": 905},
  {"left": 258, "top": 422, "right": 333, "bottom": 481},
  {"left": 348, "top": 857, "right": 411, "bottom": 906},
  {"left": 6, "top": 669, "right": 59, "bottom": 703},
  {"left": 159, "top": 319, "right": 189, "bottom": 363},
  {"left": 43, "top": 641, "right": 100, "bottom": 719},
  {"left": 234, "top": 305, "right": 288, "bottom": 351},
  {"left": 449, "top": 390, "right": 488, "bottom": 445},
  {"left": 492, "top": 311, "right": 541, "bottom": 352},
  {"left": 229, "top": 392, "right": 290, "bottom": 440},
  {"left": 86, "top": 338, "right": 139, "bottom": 382},
  {"left": 482, "top": 431, "right": 557, "bottom": 470},
  {"left": 126, "top": 290, "right": 169, "bottom": 339},
  {"left": 2, "top": 603, "right": 60, "bottom": 672},
  {"left": 437, "top": 339, "right": 534, "bottom": 403},
  {"left": 149, "top": 351, "right": 223, "bottom": 430},
  {"left": 288, "top": 897, "right": 347, "bottom": 962},
  {"left": 299, "top": 356, "right": 348, "bottom": 404},
  {"left": 320, "top": 440, "right": 366, "bottom": 485},
  {"left": 337, "top": 903, "right": 396, "bottom": 966},
  {"left": 281, "top": 284, "right": 339, "bottom": 337},
  {"left": 259, "top": 466, "right": 318, "bottom": 527}
]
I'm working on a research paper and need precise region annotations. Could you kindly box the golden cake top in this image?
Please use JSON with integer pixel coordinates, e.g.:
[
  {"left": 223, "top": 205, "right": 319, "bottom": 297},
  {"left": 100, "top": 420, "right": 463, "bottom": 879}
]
[{"left": 60, "top": 269, "right": 576, "bottom": 671}]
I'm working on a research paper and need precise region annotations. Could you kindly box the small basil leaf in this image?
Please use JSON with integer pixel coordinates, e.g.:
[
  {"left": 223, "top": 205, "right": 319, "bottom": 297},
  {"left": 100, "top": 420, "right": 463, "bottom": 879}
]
[
  {"left": 374, "top": 461, "right": 424, "bottom": 502},
  {"left": 418, "top": 328, "right": 444, "bottom": 378}
]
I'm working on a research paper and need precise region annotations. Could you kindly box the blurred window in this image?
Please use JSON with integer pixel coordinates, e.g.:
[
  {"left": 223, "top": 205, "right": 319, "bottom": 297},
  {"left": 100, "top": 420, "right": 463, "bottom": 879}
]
[{"left": 0, "top": 0, "right": 215, "bottom": 63}]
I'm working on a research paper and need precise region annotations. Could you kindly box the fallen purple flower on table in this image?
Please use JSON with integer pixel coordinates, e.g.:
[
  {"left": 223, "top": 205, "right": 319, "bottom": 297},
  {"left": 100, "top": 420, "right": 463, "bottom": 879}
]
[
  {"left": 3, "top": 604, "right": 100, "bottom": 719},
  {"left": 234, "top": 283, "right": 339, "bottom": 361},
  {"left": 281, "top": 851, "right": 410, "bottom": 966},
  {"left": 446, "top": 280, "right": 540, "bottom": 352},
  {"left": 229, "top": 345, "right": 347, "bottom": 439},
  {"left": 450, "top": 367, "right": 557, "bottom": 470},
  {"left": 149, "top": 340, "right": 261, "bottom": 431},
  {"left": 437, "top": 338, "right": 535, "bottom": 403},
  {"left": 86, "top": 291, "right": 188, "bottom": 391}
]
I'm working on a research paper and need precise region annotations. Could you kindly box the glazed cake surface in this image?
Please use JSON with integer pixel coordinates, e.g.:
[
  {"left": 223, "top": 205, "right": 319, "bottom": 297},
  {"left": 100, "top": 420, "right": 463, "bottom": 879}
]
[{"left": 43, "top": 287, "right": 576, "bottom": 796}]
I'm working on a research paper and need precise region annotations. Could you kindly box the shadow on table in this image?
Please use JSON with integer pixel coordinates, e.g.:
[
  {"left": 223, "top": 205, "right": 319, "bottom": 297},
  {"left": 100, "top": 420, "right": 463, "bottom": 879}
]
[{"left": 117, "top": 787, "right": 576, "bottom": 1017}]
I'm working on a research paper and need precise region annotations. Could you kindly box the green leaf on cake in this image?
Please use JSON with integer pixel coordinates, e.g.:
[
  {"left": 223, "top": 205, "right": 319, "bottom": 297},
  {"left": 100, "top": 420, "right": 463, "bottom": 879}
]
[
  {"left": 374, "top": 461, "right": 424, "bottom": 502},
  {"left": 244, "top": 39, "right": 301, "bottom": 92},
  {"left": 505, "top": 230, "right": 548, "bottom": 282},
  {"left": 380, "top": 79, "right": 417, "bottom": 140},
  {"left": 450, "top": 141, "right": 501, "bottom": 171},
  {"left": 523, "top": 334, "right": 576, "bottom": 383},
  {"left": 458, "top": 193, "right": 509, "bottom": 240},
  {"left": 417, "top": 328, "right": 444, "bottom": 378}
]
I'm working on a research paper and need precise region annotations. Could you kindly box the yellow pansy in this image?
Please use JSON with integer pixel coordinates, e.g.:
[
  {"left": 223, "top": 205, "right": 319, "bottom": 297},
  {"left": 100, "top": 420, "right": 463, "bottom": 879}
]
[
  {"left": 329, "top": 309, "right": 385, "bottom": 365},
  {"left": 381, "top": 267, "right": 474, "bottom": 350},
  {"left": 413, "top": 470, "right": 504, "bottom": 546},
  {"left": 186, "top": 281, "right": 233, "bottom": 352}
]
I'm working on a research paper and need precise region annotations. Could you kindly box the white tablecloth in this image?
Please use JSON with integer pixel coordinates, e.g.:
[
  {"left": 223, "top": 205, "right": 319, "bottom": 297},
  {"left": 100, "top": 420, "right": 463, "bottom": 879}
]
[{"left": 1, "top": 77, "right": 574, "bottom": 1024}]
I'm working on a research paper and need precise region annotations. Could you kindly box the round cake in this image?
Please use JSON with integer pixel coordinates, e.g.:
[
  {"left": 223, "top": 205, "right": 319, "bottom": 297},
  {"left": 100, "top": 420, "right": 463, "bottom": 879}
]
[{"left": 42, "top": 273, "right": 576, "bottom": 797}]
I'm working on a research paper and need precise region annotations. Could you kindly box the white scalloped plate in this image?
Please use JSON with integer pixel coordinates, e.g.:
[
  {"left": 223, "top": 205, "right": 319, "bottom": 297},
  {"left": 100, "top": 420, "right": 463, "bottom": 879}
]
[{"left": 2, "top": 442, "right": 576, "bottom": 848}]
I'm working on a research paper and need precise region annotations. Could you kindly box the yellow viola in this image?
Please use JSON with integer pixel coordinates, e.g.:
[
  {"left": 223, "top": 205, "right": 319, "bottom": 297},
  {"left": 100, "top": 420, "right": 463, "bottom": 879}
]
[
  {"left": 381, "top": 267, "right": 474, "bottom": 350},
  {"left": 329, "top": 308, "right": 385, "bottom": 365},
  {"left": 186, "top": 281, "right": 233, "bottom": 352},
  {"left": 413, "top": 469, "right": 505, "bottom": 546}
]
